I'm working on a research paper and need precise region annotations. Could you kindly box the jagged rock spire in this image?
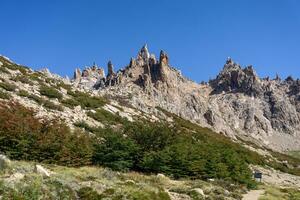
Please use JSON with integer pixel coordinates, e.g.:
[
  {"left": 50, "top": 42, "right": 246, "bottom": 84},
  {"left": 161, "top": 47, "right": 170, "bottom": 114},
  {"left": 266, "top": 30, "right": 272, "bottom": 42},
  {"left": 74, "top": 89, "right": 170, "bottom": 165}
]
[
  {"left": 74, "top": 68, "right": 81, "bottom": 81},
  {"left": 159, "top": 50, "right": 169, "bottom": 66},
  {"left": 107, "top": 60, "right": 114, "bottom": 77},
  {"left": 139, "top": 44, "right": 150, "bottom": 61}
]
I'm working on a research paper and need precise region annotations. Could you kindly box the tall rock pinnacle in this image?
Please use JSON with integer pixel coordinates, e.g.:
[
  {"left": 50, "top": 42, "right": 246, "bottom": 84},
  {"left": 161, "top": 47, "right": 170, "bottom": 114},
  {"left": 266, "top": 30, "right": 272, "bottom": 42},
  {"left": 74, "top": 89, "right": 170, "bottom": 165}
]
[
  {"left": 139, "top": 44, "right": 150, "bottom": 61},
  {"left": 159, "top": 50, "right": 169, "bottom": 66},
  {"left": 107, "top": 60, "right": 114, "bottom": 77}
]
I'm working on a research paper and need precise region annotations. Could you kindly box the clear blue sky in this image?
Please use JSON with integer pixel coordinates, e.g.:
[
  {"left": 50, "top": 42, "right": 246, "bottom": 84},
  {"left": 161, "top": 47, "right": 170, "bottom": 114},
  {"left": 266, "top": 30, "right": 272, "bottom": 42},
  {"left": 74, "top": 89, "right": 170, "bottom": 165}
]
[{"left": 1, "top": 0, "right": 300, "bottom": 82}]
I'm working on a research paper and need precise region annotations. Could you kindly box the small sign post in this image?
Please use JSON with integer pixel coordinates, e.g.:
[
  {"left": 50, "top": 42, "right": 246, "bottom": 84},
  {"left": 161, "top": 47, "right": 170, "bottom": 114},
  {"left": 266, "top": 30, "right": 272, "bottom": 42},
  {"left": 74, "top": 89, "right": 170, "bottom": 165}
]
[{"left": 253, "top": 171, "right": 262, "bottom": 182}]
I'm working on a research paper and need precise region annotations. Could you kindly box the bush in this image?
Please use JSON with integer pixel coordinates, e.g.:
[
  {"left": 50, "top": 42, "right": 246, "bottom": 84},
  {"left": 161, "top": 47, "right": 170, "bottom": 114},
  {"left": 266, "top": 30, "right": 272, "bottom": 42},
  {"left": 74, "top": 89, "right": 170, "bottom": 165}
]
[
  {"left": 92, "top": 129, "right": 139, "bottom": 171},
  {"left": 74, "top": 121, "right": 98, "bottom": 133},
  {"left": 28, "top": 94, "right": 45, "bottom": 105},
  {"left": 0, "top": 67, "right": 10, "bottom": 74},
  {"left": 0, "top": 101, "right": 92, "bottom": 166},
  {"left": 61, "top": 98, "right": 80, "bottom": 108},
  {"left": 11, "top": 75, "right": 34, "bottom": 85},
  {"left": 67, "top": 90, "right": 107, "bottom": 109},
  {"left": 77, "top": 187, "right": 102, "bottom": 200},
  {"left": 43, "top": 100, "right": 64, "bottom": 111},
  {"left": 4, "top": 63, "right": 28, "bottom": 74},
  {"left": 0, "top": 81, "right": 16, "bottom": 91},
  {"left": 56, "top": 81, "right": 72, "bottom": 91},
  {"left": 87, "top": 109, "right": 125, "bottom": 125},
  {"left": 18, "top": 90, "right": 30, "bottom": 97},
  {"left": 39, "top": 85, "right": 63, "bottom": 100},
  {"left": 0, "top": 90, "right": 10, "bottom": 99}
]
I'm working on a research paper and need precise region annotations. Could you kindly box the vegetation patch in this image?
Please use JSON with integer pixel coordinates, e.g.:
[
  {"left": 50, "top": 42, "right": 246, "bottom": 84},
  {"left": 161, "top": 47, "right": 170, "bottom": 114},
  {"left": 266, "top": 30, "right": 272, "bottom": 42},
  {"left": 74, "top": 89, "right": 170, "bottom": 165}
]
[
  {"left": 17, "top": 89, "right": 30, "bottom": 97},
  {"left": 0, "top": 66, "right": 10, "bottom": 74},
  {"left": 39, "top": 85, "right": 63, "bottom": 100},
  {"left": 43, "top": 100, "right": 64, "bottom": 111},
  {"left": 0, "top": 81, "right": 17, "bottom": 91},
  {"left": 259, "top": 185, "right": 300, "bottom": 200},
  {"left": 87, "top": 108, "right": 125, "bottom": 125},
  {"left": 11, "top": 75, "right": 34, "bottom": 85},
  {"left": 66, "top": 90, "right": 107, "bottom": 109},
  {"left": 0, "top": 90, "right": 10, "bottom": 99},
  {"left": 0, "top": 101, "right": 92, "bottom": 166},
  {"left": 2, "top": 63, "right": 28, "bottom": 74}
]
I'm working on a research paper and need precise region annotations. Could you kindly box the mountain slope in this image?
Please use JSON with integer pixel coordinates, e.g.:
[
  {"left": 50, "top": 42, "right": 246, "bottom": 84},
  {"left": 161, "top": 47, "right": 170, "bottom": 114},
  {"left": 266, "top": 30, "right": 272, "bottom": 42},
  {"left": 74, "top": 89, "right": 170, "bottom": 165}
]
[
  {"left": 0, "top": 52, "right": 300, "bottom": 199},
  {"left": 72, "top": 45, "right": 300, "bottom": 152}
]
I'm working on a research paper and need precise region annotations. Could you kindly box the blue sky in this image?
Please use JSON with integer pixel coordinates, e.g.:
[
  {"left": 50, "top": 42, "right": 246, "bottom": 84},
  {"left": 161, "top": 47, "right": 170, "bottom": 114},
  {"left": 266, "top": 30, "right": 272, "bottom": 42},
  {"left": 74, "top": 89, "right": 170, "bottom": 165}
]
[{"left": 1, "top": 0, "right": 300, "bottom": 82}]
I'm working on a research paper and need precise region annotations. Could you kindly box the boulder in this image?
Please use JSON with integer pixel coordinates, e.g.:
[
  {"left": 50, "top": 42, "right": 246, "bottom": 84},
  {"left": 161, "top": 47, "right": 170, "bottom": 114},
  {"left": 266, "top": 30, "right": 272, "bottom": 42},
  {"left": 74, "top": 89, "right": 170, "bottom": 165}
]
[
  {"left": 191, "top": 188, "right": 205, "bottom": 196},
  {"left": 35, "top": 165, "right": 51, "bottom": 177},
  {"left": 157, "top": 173, "right": 166, "bottom": 179},
  {"left": 0, "top": 154, "right": 11, "bottom": 170}
]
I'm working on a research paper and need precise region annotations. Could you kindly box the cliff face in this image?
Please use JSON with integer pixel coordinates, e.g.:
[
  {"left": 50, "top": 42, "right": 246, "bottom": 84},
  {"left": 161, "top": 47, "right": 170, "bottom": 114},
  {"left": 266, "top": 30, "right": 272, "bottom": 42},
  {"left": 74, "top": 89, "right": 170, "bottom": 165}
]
[{"left": 72, "top": 45, "right": 300, "bottom": 151}]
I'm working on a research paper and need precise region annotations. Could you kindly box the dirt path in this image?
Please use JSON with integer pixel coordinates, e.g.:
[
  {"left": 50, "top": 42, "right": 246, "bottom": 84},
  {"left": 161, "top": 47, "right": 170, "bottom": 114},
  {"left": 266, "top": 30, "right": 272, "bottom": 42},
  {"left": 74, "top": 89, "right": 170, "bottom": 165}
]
[{"left": 242, "top": 190, "right": 264, "bottom": 200}]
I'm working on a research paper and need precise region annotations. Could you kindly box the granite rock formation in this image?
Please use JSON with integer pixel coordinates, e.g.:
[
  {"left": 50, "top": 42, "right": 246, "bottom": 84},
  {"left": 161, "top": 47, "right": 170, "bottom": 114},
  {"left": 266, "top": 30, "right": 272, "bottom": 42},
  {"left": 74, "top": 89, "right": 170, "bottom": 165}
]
[{"left": 72, "top": 45, "right": 300, "bottom": 151}]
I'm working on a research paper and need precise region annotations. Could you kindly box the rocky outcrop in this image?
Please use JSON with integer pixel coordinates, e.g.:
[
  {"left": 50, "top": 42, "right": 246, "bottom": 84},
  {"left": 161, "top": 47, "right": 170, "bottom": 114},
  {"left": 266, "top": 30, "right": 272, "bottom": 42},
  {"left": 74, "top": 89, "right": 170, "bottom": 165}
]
[
  {"left": 35, "top": 165, "right": 51, "bottom": 177},
  {"left": 210, "top": 57, "right": 263, "bottom": 96},
  {"left": 70, "top": 45, "right": 300, "bottom": 151},
  {"left": 72, "top": 63, "right": 105, "bottom": 88}
]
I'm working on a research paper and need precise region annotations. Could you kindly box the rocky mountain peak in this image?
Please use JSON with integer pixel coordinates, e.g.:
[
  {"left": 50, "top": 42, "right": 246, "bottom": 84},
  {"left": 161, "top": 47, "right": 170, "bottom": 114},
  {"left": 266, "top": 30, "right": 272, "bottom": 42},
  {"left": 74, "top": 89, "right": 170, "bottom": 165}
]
[
  {"left": 210, "top": 58, "right": 262, "bottom": 96},
  {"left": 159, "top": 50, "right": 169, "bottom": 66},
  {"left": 139, "top": 44, "right": 150, "bottom": 61}
]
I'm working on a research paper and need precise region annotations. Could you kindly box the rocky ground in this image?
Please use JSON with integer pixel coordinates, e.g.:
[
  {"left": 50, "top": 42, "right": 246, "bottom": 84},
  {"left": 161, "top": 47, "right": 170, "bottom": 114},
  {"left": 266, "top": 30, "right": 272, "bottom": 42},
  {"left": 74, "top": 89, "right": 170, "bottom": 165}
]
[
  {"left": 1, "top": 156, "right": 300, "bottom": 200},
  {"left": 0, "top": 156, "right": 247, "bottom": 200}
]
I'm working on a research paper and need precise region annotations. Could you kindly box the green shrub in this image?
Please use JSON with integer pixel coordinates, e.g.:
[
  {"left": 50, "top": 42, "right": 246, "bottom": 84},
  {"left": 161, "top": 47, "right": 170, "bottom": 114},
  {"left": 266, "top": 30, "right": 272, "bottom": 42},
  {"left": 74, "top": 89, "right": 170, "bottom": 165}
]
[
  {"left": 74, "top": 121, "right": 98, "bottom": 133},
  {"left": 77, "top": 187, "right": 102, "bottom": 200},
  {"left": 0, "top": 90, "right": 10, "bottom": 99},
  {"left": 43, "top": 100, "right": 64, "bottom": 111},
  {"left": 28, "top": 72, "right": 44, "bottom": 82},
  {"left": 56, "top": 81, "right": 72, "bottom": 91},
  {"left": 0, "top": 81, "right": 16, "bottom": 91},
  {"left": 87, "top": 109, "right": 125, "bottom": 124},
  {"left": 67, "top": 90, "right": 107, "bottom": 109},
  {"left": 27, "top": 94, "right": 64, "bottom": 111},
  {"left": 61, "top": 98, "right": 80, "bottom": 108},
  {"left": 28, "top": 94, "right": 45, "bottom": 105},
  {"left": 92, "top": 129, "right": 139, "bottom": 171},
  {"left": 18, "top": 90, "right": 30, "bottom": 97},
  {"left": 11, "top": 75, "right": 34, "bottom": 85},
  {"left": 4, "top": 63, "right": 28, "bottom": 74},
  {"left": 39, "top": 85, "right": 63, "bottom": 100},
  {"left": 0, "top": 67, "right": 10, "bottom": 74}
]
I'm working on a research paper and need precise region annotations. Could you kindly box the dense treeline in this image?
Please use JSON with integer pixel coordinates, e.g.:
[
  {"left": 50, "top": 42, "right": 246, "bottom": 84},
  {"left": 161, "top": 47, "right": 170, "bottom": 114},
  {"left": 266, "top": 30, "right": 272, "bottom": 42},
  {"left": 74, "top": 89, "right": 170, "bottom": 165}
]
[
  {"left": 1, "top": 101, "right": 295, "bottom": 189},
  {"left": 91, "top": 123, "right": 260, "bottom": 188}
]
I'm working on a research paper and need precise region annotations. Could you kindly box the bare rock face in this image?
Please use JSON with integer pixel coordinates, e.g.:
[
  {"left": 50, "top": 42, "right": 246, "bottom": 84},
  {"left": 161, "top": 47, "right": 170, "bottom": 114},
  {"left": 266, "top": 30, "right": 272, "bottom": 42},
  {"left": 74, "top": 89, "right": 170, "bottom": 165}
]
[
  {"left": 210, "top": 57, "right": 263, "bottom": 97},
  {"left": 74, "top": 68, "right": 81, "bottom": 82},
  {"left": 72, "top": 45, "right": 300, "bottom": 151},
  {"left": 72, "top": 63, "right": 105, "bottom": 89}
]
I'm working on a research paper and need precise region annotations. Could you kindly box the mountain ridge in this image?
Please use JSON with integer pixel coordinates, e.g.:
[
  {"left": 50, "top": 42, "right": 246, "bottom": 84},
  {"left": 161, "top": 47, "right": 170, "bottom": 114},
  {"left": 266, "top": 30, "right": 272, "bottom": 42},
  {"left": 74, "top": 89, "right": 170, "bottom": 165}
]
[
  {"left": 1, "top": 46, "right": 300, "bottom": 152},
  {"left": 70, "top": 45, "right": 300, "bottom": 152}
]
